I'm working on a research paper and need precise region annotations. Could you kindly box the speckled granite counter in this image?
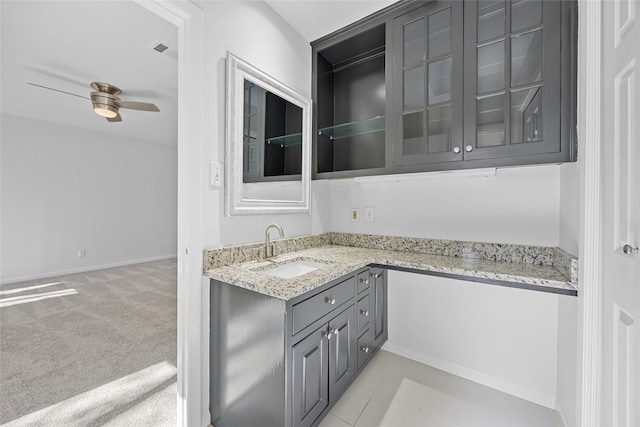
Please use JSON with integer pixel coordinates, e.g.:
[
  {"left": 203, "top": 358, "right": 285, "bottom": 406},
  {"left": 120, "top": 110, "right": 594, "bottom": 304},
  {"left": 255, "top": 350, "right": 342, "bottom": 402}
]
[{"left": 203, "top": 233, "right": 578, "bottom": 300}]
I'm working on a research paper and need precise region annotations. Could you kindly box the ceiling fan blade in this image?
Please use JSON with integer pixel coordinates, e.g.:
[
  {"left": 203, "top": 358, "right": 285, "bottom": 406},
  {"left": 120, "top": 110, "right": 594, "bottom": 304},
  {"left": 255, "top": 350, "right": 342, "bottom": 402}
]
[
  {"left": 116, "top": 100, "right": 160, "bottom": 112},
  {"left": 27, "top": 82, "right": 90, "bottom": 100},
  {"left": 106, "top": 113, "right": 122, "bottom": 123}
]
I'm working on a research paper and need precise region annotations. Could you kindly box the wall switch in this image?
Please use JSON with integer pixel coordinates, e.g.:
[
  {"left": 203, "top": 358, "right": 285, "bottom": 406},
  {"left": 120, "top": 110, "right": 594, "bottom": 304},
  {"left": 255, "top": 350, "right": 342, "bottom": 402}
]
[
  {"left": 209, "top": 162, "right": 222, "bottom": 187},
  {"left": 77, "top": 249, "right": 86, "bottom": 258},
  {"left": 351, "top": 208, "right": 360, "bottom": 222},
  {"left": 364, "top": 206, "right": 375, "bottom": 222}
]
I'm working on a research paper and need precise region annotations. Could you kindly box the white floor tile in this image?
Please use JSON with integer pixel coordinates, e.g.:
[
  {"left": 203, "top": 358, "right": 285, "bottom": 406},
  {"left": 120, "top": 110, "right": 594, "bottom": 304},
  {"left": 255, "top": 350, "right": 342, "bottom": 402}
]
[
  {"left": 330, "top": 381, "right": 376, "bottom": 425},
  {"left": 354, "top": 391, "right": 392, "bottom": 427},
  {"left": 325, "top": 350, "right": 563, "bottom": 427},
  {"left": 319, "top": 413, "right": 352, "bottom": 427}
]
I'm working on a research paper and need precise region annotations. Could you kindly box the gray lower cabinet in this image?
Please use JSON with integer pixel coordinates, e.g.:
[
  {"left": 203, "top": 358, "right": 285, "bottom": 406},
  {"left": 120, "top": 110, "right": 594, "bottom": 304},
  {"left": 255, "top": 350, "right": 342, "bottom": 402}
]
[{"left": 210, "top": 266, "right": 388, "bottom": 427}]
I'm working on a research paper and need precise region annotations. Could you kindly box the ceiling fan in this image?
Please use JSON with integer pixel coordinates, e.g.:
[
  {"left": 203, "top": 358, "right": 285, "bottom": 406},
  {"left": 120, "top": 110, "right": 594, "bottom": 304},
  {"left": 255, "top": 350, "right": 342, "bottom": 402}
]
[{"left": 27, "top": 81, "right": 160, "bottom": 122}]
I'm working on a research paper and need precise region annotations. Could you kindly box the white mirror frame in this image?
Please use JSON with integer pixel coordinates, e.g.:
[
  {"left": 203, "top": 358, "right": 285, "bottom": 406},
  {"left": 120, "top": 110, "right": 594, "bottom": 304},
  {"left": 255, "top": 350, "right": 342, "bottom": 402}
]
[{"left": 225, "top": 52, "right": 311, "bottom": 216}]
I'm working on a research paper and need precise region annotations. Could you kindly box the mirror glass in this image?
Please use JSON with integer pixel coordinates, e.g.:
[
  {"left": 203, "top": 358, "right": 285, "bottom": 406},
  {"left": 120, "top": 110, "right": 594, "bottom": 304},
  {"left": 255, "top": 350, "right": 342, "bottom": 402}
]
[{"left": 225, "top": 52, "right": 311, "bottom": 215}]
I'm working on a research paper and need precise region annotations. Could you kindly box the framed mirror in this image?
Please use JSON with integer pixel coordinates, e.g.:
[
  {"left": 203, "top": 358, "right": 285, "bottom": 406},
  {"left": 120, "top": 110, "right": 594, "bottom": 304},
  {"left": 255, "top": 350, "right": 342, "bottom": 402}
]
[{"left": 225, "top": 52, "right": 311, "bottom": 215}]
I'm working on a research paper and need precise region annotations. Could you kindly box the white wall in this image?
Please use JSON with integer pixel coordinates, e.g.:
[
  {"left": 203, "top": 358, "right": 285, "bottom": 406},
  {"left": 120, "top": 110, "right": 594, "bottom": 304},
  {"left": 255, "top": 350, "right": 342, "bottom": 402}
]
[
  {"left": 0, "top": 113, "right": 177, "bottom": 283},
  {"left": 330, "top": 165, "right": 561, "bottom": 246},
  {"left": 329, "top": 164, "right": 564, "bottom": 408},
  {"left": 385, "top": 271, "right": 560, "bottom": 408},
  {"left": 196, "top": 0, "right": 325, "bottom": 250}
]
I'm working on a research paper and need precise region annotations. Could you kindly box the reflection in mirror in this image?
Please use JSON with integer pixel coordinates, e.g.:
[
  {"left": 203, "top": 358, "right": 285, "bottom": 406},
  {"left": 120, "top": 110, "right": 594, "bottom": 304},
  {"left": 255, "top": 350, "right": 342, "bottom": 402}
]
[
  {"left": 225, "top": 52, "right": 311, "bottom": 216},
  {"left": 243, "top": 80, "right": 302, "bottom": 183}
]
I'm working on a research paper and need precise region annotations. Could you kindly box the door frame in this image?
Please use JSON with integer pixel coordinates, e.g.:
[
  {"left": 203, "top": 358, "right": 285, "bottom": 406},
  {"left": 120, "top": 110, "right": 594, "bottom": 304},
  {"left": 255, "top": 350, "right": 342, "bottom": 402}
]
[
  {"left": 578, "top": 0, "right": 603, "bottom": 425},
  {"left": 134, "top": 1, "right": 205, "bottom": 426}
]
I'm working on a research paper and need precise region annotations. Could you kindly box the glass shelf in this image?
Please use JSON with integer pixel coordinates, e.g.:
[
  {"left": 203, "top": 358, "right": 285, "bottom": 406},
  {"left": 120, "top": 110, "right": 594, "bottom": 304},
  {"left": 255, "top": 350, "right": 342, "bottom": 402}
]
[
  {"left": 318, "top": 115, "right": 385, "bottom": 140},
  {"left": 266, "top": 132, "right": 303, "bottom": 147}
]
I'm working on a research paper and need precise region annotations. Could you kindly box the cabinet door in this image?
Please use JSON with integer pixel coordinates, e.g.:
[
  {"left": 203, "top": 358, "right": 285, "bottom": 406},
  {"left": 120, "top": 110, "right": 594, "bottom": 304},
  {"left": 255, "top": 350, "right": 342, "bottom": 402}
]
[
  {"left": 463, "top": 0, "right": 563, "bottom": 161},
  {"left": 371, "top": 269, "right": 388, "bottom": 349},
  {"left": 292, "top": 325, "right": 329, "bottom": 427},
  {"left": 393, "top": 1, "right": 464, "bottom": 166},
  {"left": 328, "top": 305, "right": 356, "bottom": 399}
]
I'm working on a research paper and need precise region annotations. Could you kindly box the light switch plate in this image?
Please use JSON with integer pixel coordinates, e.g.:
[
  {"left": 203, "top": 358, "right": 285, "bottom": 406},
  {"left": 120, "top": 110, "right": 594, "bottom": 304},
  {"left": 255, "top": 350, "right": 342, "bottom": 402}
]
[
  {"left": 364, "top": 206, "right": 375, "bottom": 222},
  {"left": 210, "top": 162, "right": 222, "bottom": 187}
]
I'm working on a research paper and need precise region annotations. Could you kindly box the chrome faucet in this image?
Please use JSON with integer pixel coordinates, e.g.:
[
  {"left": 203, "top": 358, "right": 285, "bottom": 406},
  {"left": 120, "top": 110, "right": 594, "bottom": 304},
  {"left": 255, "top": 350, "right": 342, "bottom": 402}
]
[{"left": 264, "top": 223, "right": 284, "bottom": 259}]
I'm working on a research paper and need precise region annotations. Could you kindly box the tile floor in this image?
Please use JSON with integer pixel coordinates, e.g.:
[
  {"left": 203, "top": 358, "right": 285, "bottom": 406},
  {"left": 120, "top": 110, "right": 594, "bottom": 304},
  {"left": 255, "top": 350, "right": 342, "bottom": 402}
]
[{"left": 319, "top": 350, "right": 563, "bottom": 427}]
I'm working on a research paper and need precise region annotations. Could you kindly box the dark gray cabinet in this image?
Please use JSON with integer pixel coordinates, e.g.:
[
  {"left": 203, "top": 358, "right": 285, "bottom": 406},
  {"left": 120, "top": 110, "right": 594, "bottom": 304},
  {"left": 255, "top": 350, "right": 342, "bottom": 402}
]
[
  {"left": 462, "top": 0, "right": 574, "bottom": 165},
  {"left": 393, "top": 0, "right": 464, "bottom": 166},
  {"left": 311, "top": 0, "right": 577, "bottom": 178},
  {"left": 210, "top": 266, "right": 387, "bottom": 427}
]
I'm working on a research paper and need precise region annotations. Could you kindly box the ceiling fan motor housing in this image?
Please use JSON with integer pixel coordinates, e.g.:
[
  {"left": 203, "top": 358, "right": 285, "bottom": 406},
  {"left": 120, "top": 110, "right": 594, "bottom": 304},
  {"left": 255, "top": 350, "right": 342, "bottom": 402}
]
[{"left": 90, "top": 83, "right": 121, "bottom": 118}]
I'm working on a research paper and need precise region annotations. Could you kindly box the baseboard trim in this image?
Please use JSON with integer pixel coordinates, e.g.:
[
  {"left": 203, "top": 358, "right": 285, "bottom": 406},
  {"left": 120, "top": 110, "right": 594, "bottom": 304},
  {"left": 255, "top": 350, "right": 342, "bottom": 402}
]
[
  {"left": 382, "top": 342, "right": 557, "bottom": 409},
  {"left": 0, "top": 254, "right": 177, "bottom": 286}
]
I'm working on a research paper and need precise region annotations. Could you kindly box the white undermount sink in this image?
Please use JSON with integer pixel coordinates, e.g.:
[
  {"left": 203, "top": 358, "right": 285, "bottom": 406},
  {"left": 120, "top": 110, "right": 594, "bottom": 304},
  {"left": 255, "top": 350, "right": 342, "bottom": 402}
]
[{"left": 260, "top": 260, "right": 327, "bottom": 279}]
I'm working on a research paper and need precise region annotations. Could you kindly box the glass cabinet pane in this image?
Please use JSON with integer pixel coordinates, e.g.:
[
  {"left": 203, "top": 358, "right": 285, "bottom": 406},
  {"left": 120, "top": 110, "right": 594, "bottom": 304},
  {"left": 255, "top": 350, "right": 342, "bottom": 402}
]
[
  {"left": 477, "top": 94, "right": 505, "bottom": 147},
  {"left": 428, "top": 58, "right": 451, "bottom": 105},
  {"left": 404, "top": 66, "right": 425, "bottom": 109},
  {"left": 428, "top": 105, "right": 451, "bottom": 153},
  {"left": 428, "top": 7, "right": 450, "bottom": 58},
  {"left": 477, "top": 0, "right": 505, "bottom": 43},
  {"left": 511, "top": 87, "right": 542, "bottom": 143},
  {"left": 477, "top": 41, "right": 505, "bottom": 93},
  {"left": 511, "top": 30, "right": 542, "bottom": 86},
  {"left": 404, "top": 18, "right": 425, "bottom": 66},
  {"left": 403, "top": 110, "right": 424, "bottom": 140},
  {"left": 511, "top": 0, "right": 542, "bottom": 32}
]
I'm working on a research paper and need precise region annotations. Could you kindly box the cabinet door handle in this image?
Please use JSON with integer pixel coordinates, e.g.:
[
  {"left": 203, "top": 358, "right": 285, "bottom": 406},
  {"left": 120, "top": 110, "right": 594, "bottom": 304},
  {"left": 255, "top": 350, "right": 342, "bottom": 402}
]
[
  {"left": 325, "top": 297, "right": 336, "bottom": 305},
  {"left": 465, "top": 145, "right": 473, "bottom": 152},
  {"left": 360, "top": 309, "right": 369, "bottom": 316},
  {"left": 360, "top": 278, "right": 369, "bottom": 284},
  {"left": 323, "top": 330, "right": 332, "bottom": 340},
  {"left": 453, "top": 146, "right": 461, "bottom": 154},
  {"left": 361, "top": 346, "right": 369, "bottom": 353},
  {"left": 372, "top": 273, "right": 382, "bottom": 278},
  {"left": 332, "top": 328, "right": 340, "bottom": 336}
]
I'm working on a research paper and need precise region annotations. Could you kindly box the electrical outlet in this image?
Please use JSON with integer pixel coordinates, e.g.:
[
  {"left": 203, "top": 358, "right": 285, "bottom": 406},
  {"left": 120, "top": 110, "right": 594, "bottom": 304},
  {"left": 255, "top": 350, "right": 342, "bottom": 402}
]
[
  {"left": 365, "top": 206, "right": 375, "bottom": 222},
  {"left": 209, "top": 162, "right": 222, "bottom": 187},
  {"left": 77, "top": 249, "right": 86, "bottom": 258},
  {"left": 351, "top": 208, "right": 360, "bottom": 222}
]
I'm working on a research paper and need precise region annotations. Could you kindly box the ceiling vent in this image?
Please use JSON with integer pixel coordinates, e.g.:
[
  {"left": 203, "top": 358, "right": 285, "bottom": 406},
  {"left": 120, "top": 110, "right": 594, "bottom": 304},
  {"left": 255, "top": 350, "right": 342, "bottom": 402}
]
[
  {"left": 153, "top": 43, "right": 169, "bottom": 53},
  {"left": 148, "top": 39, "right": 178, "bottom": 60}
]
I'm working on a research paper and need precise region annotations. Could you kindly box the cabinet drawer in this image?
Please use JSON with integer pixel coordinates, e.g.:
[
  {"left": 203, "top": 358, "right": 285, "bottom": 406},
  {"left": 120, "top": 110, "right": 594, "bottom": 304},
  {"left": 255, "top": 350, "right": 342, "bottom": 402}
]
[
  {"left": 292, "top": 277, "right": 355, "bottom": 335},
  {"left": 357, "top": 329, "right": 372, "bottom": 370},
  {"left": 357, "top": 270, "right": 371, "bottom": 294},
  {"left": 357, "top": 294, "right": 370, "bottom": 332}
]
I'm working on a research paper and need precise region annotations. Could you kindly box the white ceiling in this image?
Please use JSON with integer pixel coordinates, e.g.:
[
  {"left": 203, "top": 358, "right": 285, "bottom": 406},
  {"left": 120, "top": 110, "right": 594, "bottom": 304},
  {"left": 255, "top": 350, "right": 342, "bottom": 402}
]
[
  {"left": 1, "top": 1, "right": 179, "bottom": 146},
  {"left": 264, "top": 1, "right": 396, "bottom": 42},
  {"left": 1, "top": 1, "right": 394, "bottom": 147}
]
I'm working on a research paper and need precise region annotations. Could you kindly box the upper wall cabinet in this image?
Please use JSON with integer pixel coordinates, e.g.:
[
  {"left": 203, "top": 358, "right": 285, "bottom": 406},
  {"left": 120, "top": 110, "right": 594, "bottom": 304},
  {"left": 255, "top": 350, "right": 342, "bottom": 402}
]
[{"left": 311, "top": 0, "right": 577, "bottom": 179}]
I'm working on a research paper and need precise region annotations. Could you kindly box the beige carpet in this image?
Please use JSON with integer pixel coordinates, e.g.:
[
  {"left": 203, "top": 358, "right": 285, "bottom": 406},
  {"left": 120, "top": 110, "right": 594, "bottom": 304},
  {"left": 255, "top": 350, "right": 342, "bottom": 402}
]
[{"left": 0, "top": 259, "right": 177, "bottom": 426}]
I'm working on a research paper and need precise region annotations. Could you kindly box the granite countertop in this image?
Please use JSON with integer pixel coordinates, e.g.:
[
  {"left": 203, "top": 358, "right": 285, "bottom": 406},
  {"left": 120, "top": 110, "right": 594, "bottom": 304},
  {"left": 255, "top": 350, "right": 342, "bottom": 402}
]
[{"left": 204, "top": 234, "right": 578, "bottom": 301}]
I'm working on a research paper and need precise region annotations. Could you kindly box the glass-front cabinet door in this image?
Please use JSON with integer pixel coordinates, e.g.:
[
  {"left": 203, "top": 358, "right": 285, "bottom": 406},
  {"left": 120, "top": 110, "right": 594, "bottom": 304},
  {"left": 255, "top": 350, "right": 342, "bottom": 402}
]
[
  {"left": 463, "top": 0, "right": 562, "bottom": 161},
  {"left": 393, "top": 0, "right": 463, "bottom": 167}
]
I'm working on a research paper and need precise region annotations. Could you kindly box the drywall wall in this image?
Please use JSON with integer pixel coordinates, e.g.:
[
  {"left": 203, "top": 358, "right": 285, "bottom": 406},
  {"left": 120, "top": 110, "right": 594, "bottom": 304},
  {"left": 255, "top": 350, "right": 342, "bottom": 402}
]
[
  {"left": 0, "top": 113, "right": 177, "bottom": 283},
  {"left": 559, "top": 162, "right": 579, "bottom": 256},
  {"left": 196, "top": 0, "right": 321, "bottom": 250},
  {"left": 385, "top": 270, "right": 560, "bottom": 408},
  {"left": 330, "top": 164, "right": 561, "bottom": 246}
]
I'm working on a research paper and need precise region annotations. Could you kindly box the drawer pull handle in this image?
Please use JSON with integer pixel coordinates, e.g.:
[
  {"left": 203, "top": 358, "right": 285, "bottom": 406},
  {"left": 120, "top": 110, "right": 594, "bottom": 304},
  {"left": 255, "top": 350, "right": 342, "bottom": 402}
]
[
  {"left": 360, "top": 278, "right": 369, "bottom": 284},
  {"left": 323, "top": 331, "right": 332, "bottom": 340},
  {"left": 326, "top": 297, "right": 336, "bottom": 305},
  {"left": 361, "top": 346, "right": 369, "bottom": 353},
  {"left": 360, "top": 309, "right": 369, "bottom": 316}
]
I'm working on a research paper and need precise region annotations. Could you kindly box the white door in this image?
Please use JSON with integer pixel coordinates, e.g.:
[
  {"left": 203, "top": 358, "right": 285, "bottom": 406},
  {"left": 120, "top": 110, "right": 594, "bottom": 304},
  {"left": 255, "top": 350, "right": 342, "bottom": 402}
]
[{"left": 601, "top": 1, "right": 640, "bottom": 426}]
